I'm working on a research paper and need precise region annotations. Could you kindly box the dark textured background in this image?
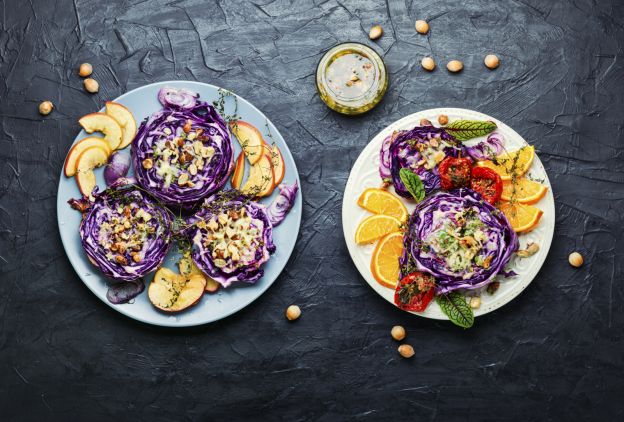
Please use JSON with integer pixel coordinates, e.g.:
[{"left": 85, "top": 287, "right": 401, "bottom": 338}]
[{"left": 1, "top": 0, "right": 623, "bottom": 420}]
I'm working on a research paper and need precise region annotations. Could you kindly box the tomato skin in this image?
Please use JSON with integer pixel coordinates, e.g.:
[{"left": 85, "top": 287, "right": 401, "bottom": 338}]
[
  {"left": 470, "top": 166, "right": 502, "bottom": 204},
  {"left": 439, "top": 157, "right": 472, "bottom": 190},
  {"left": 394, "top": 272, "right": 436, "bottom": 312}
]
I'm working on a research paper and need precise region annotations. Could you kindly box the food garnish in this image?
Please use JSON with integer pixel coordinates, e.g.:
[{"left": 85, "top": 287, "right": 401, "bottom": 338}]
[
  {"left": 516, "top": 242, "right": 539, "bottom": 258},
  {"left": 444, "top": 120, "right": 497, "bottom": 141},
  {"left": 357, "top": 188, "right": 408, "bottom": 222},
  {"left": 148, "top": 267, "right": 206, "bottom": 312},
  {"left": 286, "top": 305, "right": 301, "bottom": 321},
  {"left": 83, "top": 78, "right": 99, "bottom": 93},
  {"left": 438, "top": 114, "right": 449, "bottom": 125},
  {"left": 484, "top": 54, "right": 500, "bottom": 69},
  {"left": 476, "top": 146, "right": 535, "bottom": 180},
  {"left": 355, "top": 214, "right": 402, "bottom": 245},
  {"left": 231, "top": 151, "right": 246, "bottom": 190},
  {"left": 498, "top": 201, "right": 543, "bottom": 233},
  {"left": 267, "top": 181, "right": 299, "bottom": 227},
  {"left": 446, "top": 60, "right": 463, "bottom": 73},
  {"left": 371, "top": 232, "right": 404, "bottom": 289},
  {"left": 394, "top": 272, "right": 435, "bottom": 312},
  {"left": 398, "top": 344, "right": 415, "bottom": 358},
  {"left": 469, "top": 296, "right": 481, "bottom": 309},
  {"left": 568, "top": 252, "right": 583, "bottom": 268},
  {"left": 415, "top": 20, "right": 429, "bottom": 34},
  {"left": 470, "top": 166, "right": 502, "bottom": 204},
  {"left": 78, "top": 63, "right": 93, "bottom": 77},
  {"left": 399, "top": 168, "right": 426, "bottom": 202},
  {"left": 104, "top": 151, "right": 131, "bottom": 186},
  {"left": 501, "top": 178, "right": 547, "bottom": 204},
  {"left": 438, "top": 156, "right": 472, "bottom": 190},
  {"left": 369, "top": 25, "right": 383, "bottom": 40},
  {"left": 229, "top": 120, "right": 265, "bottom": 165},
  {"left": 465, "top": 133, "right": 504, "bottom": 161},
  {"left": 435, "top": 292, "right": 474, "bottom": 328},
  {"left": 107, "top": 279, "right": 144, "bottom": 304},
  {"left": 391, "top": 326, "right": 406, "bottom": 341},
  {"left": 39, "top": 101, "right": 53, "bottom": 115}
]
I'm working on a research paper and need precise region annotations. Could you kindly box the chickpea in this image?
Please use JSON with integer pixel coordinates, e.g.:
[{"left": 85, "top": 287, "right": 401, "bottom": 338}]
[
  {"left": 391, "top": 325, "right": 406, "bottom": 341},
  {"left": 369, "top": 25, "right": 383, "bottom": 40},
  {"left": 484, "top": 54, "right": 500, "bottom": 69},
  {"left": 447, "top": 60, "right": 464, "bottom": 73},
  {"left": 286, "top": 305, "right": 301, "bottom": 321},
  {"left": 83, "top": 78, "right": 99, "bottom": 93},
  {"left": 421, "top": 57, "right": 436, "bottom": 71},
  {"left": 469, "top": 296, "right": 481, "bottom": 309},
  {"left": 568, "top": 252, "right": 583, "bottom": 268},
  {"left": 415, "top": 20, "right": 429, "bottom": 34},
  {"left": 38, "top": 101, "right": 53, "bottom": 115},
  {"left": 438, "top": 114, "right": 449, "bottom": 125},
  {"left": 398, "top": 344, "right": 415, "bottom": 358},
  {"left": 78, "top": 63, "right": 93, "bottom": 77}
]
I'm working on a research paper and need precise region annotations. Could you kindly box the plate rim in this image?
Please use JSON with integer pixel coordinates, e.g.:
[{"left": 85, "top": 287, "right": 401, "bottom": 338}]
[
  {"left": 56, "top": 80, "right": 302, "bottom": 327},
  {"left": 342, "top": 107, "right": 555, "bottom": 320}
]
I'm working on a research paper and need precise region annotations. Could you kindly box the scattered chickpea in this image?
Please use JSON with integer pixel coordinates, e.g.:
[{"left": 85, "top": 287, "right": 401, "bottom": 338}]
[
  {"left": 421, "top": 57, "right": 436, "bottom": 71},
  {"left": 286, "top": 305, "right": 301, "bottom": 321},
  {"left": 415, "top": 20, "right": 429, "bottom": 34},
  {"left": 447, "top": 60, "right": 464, "bottom": 73},
  {"left": 78, "top": 63, "right": 93, "bottom": 77},
  {"left": 398, "top": 344, "right": 415, "bottom": 358},
  {"left": 83, "top": 78, "right": 99, "bottom": 93},
  {"left": 369, "top": 25, "right": 383, "bottom": 40},
  {"left": 469, "top": 296, "right": 481, "bottom": 309},
  {"left": 142, "top": 158, "right": 153, "bottom": 169},
  {"left": 38, "top": 101, "right": 53, "bottom": 115},
  {"left": 391, "top": 325, "right": 406, "bottom": 341},
  {"left": 568, "top": 252, "right": 583, "bottom": 268},
  {"left": 420, "top": 118, "right": 432, "bottom": 126},
  {"left": 484, "top": 54, "right": 500, "bottom": 70},
  {"left": 438, "top": 114, "right": 449, "bottom": 125}
]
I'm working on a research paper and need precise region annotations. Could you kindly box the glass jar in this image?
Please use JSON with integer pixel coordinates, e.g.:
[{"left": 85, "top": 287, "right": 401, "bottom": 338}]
[{"left": 316, "top": 42, "right": 388, "bottom": 115}]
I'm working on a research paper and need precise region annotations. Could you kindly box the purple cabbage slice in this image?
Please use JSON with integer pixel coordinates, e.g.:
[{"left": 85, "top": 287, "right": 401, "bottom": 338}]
[
  {"left": 465, "top": 132, "right": 505, "bottom": 161},
  {"left": 400, "top": 188, "right": 518, "bottom": 294},
  {"left": 79, "top": 184, "right": 173, "bottom": 282},
  {"left": 106, "top": 279, "right": 145, "bottom": 304},
  {"left": 132, "top": 88, "right": 233, "bottom": 208},
  {"left": 267, "top": 181, "right": 298, "bottom": 227},
  {"left": 388, "top": 126, "right": 464, "bottom": 197},
  {"left": 185, "top": 190, "right": 276, "bottom": 288},
  {"left": 157, "top": 87, "right": 199, "bottom": 110}
]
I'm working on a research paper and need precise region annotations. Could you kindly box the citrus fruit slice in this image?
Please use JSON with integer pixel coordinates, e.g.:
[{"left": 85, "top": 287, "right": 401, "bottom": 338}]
[
  {"left": 501, "top": 178, "right": 548, "bottom": 204},
  {"left": 355, "top": 215, "right": 402, "bottom": 244},
  {"left": 357, "top": 188, "right": 408, "bottom": 222},
  {"left": 476, "top": 146, "right": 535, "bottom": 180},
  {"left": 498, "top": 201, "right": 543, "bottom": 233},
  {"left": 371, "top": 232, "right": 404, "bottom": 289}
]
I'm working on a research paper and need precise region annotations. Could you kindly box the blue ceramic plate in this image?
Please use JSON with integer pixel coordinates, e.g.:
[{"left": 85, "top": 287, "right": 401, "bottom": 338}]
[{"left": 57, "top": 81, "right": 302, "bottom": 327}]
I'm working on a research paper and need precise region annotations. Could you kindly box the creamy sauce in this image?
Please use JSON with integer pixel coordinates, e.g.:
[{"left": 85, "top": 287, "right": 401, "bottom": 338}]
[{"left": 325, "top": 52, "right": 376, "bottom": 99}]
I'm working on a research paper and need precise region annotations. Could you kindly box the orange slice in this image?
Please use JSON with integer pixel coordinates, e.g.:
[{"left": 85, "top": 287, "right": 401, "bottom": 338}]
[
  {"left": 501, "top": 178, "right": 548, "bottom": 204},
  {"left": 476, "top": 146, "right": 535, "bottom": 181},
  {"left": 371, "top": 232, "right": 404, "bottom": 289},
  {"left": 355, "top": 215, "right": 402, "bottom": 244},
  {"left": 357, "top": 188, "right": 408, "bottom": 222},
  {"left": 498, "top": 201, "right": 543, "bottom": 233}
]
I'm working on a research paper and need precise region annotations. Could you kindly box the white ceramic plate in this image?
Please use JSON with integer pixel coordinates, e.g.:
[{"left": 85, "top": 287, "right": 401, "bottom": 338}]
[
  {"left": 57, "top": 81, "right": 302, "bottom": 327},
  {"left": 342, "top": 108, "right": 555, "bottom": 320}
]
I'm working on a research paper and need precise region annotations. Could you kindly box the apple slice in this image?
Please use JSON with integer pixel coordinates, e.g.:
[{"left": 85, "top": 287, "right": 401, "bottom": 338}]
[
  {"left": 79, "top": 113, "right": 123, "bottom": 150},
  {"left": 179, "top": 256, "right": 221, "bottom": 293},
  {"left": 269, "top": 144, "right": 286, "bottom": 185},
  {"left": 229, "top": 120, "right": 264, "bottom": 165},
  {"left": 231, "top": 151, "right": 246, "bottom": 190},
  {"left": 74, "top": 146, "right": 109, "bottom": 196},
  {"left": 148, "top": 267, "right": 206, "bottom": 312},
  {"left": 76, "top": 169, "right": 96, "bottom": 196},
  {"left": 64, "top": 137, "right": 112, "bottom": 177},
  {"left": 241, "top": 154, "right": 274, "bottom": 197},
  {"left": 105, "top": 102, "right": 137, "bottom": 150}
]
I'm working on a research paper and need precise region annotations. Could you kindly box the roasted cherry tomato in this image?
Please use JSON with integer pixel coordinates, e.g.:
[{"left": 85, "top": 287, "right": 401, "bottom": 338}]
[
  {"left": 438, "top": 157, "right": 472, "bottom": 190},
  {"left": 470, "top": 166, "right": 502, "bottom": 204},
  {"left": 394, "top": 272, "right": 436, "bottom": 312}
]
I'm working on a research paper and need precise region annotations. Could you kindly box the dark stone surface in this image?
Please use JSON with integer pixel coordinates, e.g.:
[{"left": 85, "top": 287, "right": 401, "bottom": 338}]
[{"left": 1, "top": 0, "right": 623, "bottom": 420}]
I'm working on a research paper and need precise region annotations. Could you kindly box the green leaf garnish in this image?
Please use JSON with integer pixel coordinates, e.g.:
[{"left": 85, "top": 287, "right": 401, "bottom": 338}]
[
  {"left": 445, "top": 120, "right": 497, "bottom": 141},
  {"left": 436, "top": 292, "right": 474, "bottom": 328},
  {"left": 399, "top": 168, "right": 425, "bottom": 202}
]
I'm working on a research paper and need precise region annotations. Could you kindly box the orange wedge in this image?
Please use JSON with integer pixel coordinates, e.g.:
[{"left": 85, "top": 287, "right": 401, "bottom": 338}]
[
  {"left": 476, "top": 146, "right": 535, "bottom": 181},
  {"left": 498, "top": 201, "right": 543, "bottom": 233},
  {"left": 501, "top": 178, "right": 548, "bottom": 204},
  {"left": 355, "top": 215, "right": 402, "bottom": 244},
  {"left": 357, "top": 188, "right": 408, "bottom": 222},
  {"left": 371, "top": 232, "right": 404, "bottom": 289}
]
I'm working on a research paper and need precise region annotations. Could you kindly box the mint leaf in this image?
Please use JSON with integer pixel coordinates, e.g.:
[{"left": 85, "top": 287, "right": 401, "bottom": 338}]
[
  {"left": 445, "top": 120, "right": 497, "bottom": 141},
  {"left": 399, "top": 168, "right": 425, "bottom": 202},
  {"left": 436, "top": 292, "right": 474, "bottom": 328}
]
